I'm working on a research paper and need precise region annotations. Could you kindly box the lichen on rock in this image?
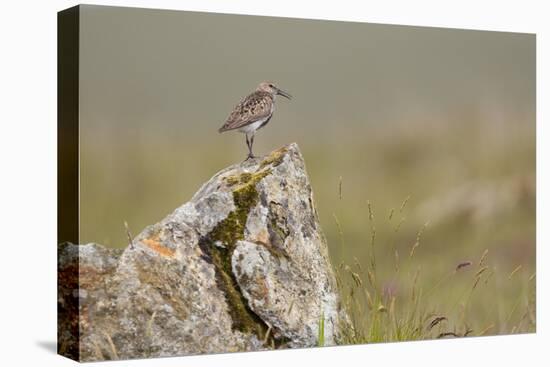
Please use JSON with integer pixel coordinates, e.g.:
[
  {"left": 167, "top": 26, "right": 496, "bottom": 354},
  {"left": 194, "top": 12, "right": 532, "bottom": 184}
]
[{"left": 58, "top": 143, "right": 349, "bottom": 362}]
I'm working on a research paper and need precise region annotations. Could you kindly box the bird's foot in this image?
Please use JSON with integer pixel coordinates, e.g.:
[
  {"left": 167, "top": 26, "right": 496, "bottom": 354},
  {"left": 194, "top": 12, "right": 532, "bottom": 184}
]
[{"left": 244, "top": 154, "right": 257, "bottom": 162}]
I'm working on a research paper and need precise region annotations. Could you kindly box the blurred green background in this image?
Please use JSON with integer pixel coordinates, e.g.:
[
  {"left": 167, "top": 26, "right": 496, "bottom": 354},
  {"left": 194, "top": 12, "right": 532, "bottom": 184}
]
[{"left": 79, "top": 5, "right": 535, "bottom": 335}]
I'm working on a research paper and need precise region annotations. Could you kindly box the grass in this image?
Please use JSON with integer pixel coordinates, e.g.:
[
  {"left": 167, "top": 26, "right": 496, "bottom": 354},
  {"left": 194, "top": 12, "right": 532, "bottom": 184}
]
[
  {"left": 318, "top": 311, "right": 325, "bottom": 347},
  {"left": 333, "top": 195, "right": 536, "bottom": 344}
]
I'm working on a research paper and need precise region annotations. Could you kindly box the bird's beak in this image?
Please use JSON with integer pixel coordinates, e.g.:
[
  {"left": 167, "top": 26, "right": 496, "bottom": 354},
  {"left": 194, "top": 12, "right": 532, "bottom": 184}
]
[{"left": 276, "top": 88, "right": 292, "bottom": 100}]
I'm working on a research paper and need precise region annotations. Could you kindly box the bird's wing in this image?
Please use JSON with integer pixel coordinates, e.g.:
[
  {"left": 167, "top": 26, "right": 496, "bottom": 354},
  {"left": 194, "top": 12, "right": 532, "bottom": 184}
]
[{"left": 219, "top": 92, "right": 273, "bottom": 132}]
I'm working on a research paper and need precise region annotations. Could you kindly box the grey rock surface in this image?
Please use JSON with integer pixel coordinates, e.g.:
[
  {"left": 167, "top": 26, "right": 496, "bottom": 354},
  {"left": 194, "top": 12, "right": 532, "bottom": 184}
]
[{"left": 58, "top": 143, "right": 349, "bottom": 361}]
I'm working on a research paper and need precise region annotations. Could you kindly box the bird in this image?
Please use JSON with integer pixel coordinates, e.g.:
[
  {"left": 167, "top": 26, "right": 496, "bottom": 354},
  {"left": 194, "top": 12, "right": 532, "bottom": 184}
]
[{"left": 219, "top": 81, "right": 292, "bottom": 160}]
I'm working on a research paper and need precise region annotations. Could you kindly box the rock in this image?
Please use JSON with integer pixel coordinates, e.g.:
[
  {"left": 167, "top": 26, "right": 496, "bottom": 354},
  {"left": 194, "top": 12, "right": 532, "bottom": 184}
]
[
  {"left": 57, "top": 242, "right": 123, "bottom": 360},
  {"left": 58, "top": 143, "right": 349, "bottom": 362}
]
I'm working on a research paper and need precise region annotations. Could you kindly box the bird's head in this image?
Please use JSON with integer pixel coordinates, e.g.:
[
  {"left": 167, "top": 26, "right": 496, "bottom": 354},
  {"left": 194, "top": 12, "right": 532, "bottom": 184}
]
[{"left": 257, "top": 81, "right": 292, "bottom": 100}]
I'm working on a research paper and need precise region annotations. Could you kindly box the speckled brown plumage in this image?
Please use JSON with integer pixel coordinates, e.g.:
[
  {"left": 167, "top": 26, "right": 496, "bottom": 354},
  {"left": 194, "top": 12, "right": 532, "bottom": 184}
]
[{"left": 218, "top": 91, "right": 274, "bottom": 133}]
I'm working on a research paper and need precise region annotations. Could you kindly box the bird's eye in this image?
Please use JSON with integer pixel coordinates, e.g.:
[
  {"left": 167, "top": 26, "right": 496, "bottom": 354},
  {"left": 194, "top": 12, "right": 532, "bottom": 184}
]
[{"left": 269, "top": 84, "right": 274, "bottom": 88}]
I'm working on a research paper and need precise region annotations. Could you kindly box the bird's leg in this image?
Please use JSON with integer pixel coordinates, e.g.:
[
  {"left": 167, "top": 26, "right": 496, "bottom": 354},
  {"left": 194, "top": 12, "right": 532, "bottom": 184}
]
[
  {"left": 244, "top": 134, "right": 254, "bottom": 161},
  {"left": 247, "top": 134, "right": 256, "bottom": 160},
  {"left": 245, "top": 134, "right": 250, "bottom": 151}
]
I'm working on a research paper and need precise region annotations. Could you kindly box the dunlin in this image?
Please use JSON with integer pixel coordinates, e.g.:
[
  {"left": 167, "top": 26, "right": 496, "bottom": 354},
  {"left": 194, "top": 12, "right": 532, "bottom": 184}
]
[{"left": 219, "top": 82, "right": 291, "bottom": 160}]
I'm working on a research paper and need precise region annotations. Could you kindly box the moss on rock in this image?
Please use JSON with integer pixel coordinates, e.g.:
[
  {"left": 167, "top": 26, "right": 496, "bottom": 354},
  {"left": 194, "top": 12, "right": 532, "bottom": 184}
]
[
  {"left": 200, "top": 168, "right": 272, "bottom": 341},
  {"left": 224, "top": 172, "right": 252, "bottom": 186},
  {"left": 259, "top": 146, "right": 288, "bottom": 169}
]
